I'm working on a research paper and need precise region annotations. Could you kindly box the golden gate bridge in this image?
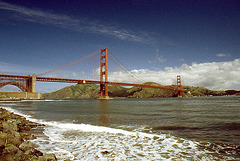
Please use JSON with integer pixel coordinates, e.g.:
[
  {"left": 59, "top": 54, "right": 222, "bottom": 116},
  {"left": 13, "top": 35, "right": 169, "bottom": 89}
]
[{"left": 0, "top": 48, "right": 186, "bottom": 99}]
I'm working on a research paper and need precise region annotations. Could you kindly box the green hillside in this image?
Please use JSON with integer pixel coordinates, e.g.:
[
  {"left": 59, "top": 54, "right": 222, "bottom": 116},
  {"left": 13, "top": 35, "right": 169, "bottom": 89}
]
[
  {"left": 43, "top": 84, "right": 99, "bottom": 99},
  {"left": 42, "top": 83, "right": 240, "bottom": 99},
  {"left": 126, "top": 82, "right": 178, "bottom": 98},
  {"left": 43, "top": 82, "right": 179, "bottom": 99}
]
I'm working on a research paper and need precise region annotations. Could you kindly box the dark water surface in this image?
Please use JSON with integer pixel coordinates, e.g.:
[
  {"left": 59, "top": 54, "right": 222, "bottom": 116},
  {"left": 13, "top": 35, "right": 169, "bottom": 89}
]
[{"left": 1, "top": 96, "right": 240, "bottom": 160}]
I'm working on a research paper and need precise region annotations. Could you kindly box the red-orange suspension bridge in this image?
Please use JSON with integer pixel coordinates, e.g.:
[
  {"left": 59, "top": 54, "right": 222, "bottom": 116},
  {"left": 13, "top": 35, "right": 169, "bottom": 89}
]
[{"left": 0, "top": 48, "right": 187, "bottom": 98}]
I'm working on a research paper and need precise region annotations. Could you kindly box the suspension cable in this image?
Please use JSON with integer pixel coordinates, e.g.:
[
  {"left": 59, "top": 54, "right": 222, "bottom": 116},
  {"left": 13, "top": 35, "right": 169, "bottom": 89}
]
[
  {"left": 37, "top": 49, "right": 100, "bottom": 76},
  {"left": 108, "top": 50, "right": 145, "bottom": 83}
]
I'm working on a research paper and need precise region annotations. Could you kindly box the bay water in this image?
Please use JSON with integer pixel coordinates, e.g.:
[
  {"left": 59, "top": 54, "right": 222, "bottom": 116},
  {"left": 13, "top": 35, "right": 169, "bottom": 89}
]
[{"left": 1, "top": 96, "right": 239, "bottom": 160}]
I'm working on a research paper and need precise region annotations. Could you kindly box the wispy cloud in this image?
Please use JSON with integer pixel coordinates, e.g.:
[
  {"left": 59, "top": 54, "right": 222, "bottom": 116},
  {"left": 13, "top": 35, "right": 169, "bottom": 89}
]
[
  {"left": 156, "top": 55, "right": 167, "bottom": 63},
  {"left": 178, "top": 58, "right": 185, "bottom": 62},
  {"left": 216, "top": 53, "right": 230, "bottom": 57},
  {"left": 0, "top": 61, "right": 46, "bottom": 75},
  {"left": 109, "top": 59, "right": 240, "bottom": 90},
  {"left": 148, "top": 48, "right": 167, "bottom": 64},
  {"left": 0, "top": 1, "right": 152, "bottom": 44}
]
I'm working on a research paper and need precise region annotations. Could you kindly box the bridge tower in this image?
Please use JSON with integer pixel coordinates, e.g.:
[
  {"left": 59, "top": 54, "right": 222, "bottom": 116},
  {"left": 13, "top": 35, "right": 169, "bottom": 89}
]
[
  {"left": 177, "top": 75, "right": 182, "bottom": 97},
  {"left": 99, "top": 48, "right": 110, "bottom": 99}
]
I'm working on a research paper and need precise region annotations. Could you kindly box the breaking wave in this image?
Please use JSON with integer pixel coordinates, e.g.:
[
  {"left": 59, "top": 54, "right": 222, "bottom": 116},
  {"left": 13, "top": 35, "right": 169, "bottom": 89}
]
[{"left": 2, "top": 106, "right": 238, "bottom": 160}]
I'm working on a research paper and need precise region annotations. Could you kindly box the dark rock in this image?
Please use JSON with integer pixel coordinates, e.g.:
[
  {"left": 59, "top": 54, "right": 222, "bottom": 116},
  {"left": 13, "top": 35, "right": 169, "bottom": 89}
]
[
  {"left": 2, "top": 144, "right": 29, "bottom": 161},
  {"left": 0, "top": 112, "right": 10, "bottom": 121},
  {"left": 25, "top": 148, "right": 43, "bottom": 157},
  {"left": 101, "top": 150, "right": 110, "bottom": 154},
  {"left": 19, "top": 141, "right": 33, "bottom": 152},
  {"left": 18, "top": 123, "right": 32, "bottom": 132},
  {"left": 38, "top": 153, "right": 57, "bottom": 161},
  {"left": 2, "top": 144, "right": 19, "bottom": 155},
  {"left": 6, "top": 130, "right": 23, "bottom": 147},
  {"left": 0, "top": 122, "right": 3, "bottom": 131},
  {"left": 0, "top": 108, "right": 58, "bottom": 160},
  {"left": 19, "top": 141, "right": 43, "bottom": 157},
  {"left": 21, "top": 133, "right": 37, "bottom": 140},
  {"left": 0, "top": 132, "right": 7, "bottom": 148},
  {"left": 32, "top": 148, "right": 43, "bottom": 157},
  {"left": 3, "top": 121, "right": 17, "bottom": 132}
]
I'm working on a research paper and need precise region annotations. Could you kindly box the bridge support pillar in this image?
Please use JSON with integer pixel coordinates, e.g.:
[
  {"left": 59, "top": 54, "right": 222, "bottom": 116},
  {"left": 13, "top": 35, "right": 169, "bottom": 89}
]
[
  {"left": 26, "top": 74, "right": 36, "bottom": 92},
  {"left": 99, "top": 48, "right": 111, "bottom": 99},
  {"left": 26, "top": 75, "right": 32, "bottom": 92},
  {"left": 32, "top": 74, "right": 36, "bottom": 93}
]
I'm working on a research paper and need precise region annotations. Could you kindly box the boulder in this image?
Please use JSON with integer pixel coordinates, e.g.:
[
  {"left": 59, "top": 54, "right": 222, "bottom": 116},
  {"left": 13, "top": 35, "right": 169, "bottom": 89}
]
[
  {"left": 38, "top": 153, "right": 57, "bottom": 161},
  {"left": 2, "top": 121, "right": 18, "bottom": 132},
  {"left": 2, "top": 144, "right": 19, "bottom": 155},
  {"left": 0, "top": 111, "right": 10, "bottom": 121},
  {"left": 6, "top": 130, "right": 23, "bottom": 147},
  {"left": 0, "top": 132, "right": 7, "bottom": 148},
  {"left": 19, "top": 141, "right": 33, "bottom": 152},
  {"left": 21, "top": 133, "right": 37, "bottom": 140},
  {"left": 18, "top": 122, "right": 32, "bottom": 132},
  {"left": 2, "top": 144, "right": 29, "bottom": 161},
  {"left": 0, "top": 122, "right": 3, "bottom": 131},
  {"left": 0, "top": 108, "right": 58, "bottom": 160},
  {"left": 19, "top": 141, "right": 43, "bottom": 157}
]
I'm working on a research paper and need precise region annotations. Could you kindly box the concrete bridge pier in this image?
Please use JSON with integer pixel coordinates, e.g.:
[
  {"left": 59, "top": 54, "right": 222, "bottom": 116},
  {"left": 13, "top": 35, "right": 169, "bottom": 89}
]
[
  {"left": 26, "top": 74, "right": 36, "bottom": 92},
  {"left": 32, "top": 74, "right": 36, "bottom": 93}
]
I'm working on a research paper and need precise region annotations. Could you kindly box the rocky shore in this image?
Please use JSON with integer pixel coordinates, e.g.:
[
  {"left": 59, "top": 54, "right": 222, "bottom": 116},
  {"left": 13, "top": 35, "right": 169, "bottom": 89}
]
[{"left": 0, "top": 107, "right": 57, "bottom": 161}]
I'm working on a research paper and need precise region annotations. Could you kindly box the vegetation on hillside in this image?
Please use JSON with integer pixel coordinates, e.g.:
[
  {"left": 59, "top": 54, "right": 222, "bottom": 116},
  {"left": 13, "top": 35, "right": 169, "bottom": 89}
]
[
  {"left": 42, "top": 83, "right": 240, "bottom": 99},
  {"left": 43, "top": 84, "right": 99, "bottom": 99},
  {"left": 126, "top": 82, "right": 178, "bottom": 98}
]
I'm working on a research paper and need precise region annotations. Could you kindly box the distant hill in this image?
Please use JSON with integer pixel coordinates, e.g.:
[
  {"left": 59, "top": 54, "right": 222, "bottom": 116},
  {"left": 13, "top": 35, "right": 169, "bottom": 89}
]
[
  {"left": 43, "top": 84, "right": 99, "bottom": 99},
  {"left": 42, "top": 83, "right": 240, "bottom": 99}
]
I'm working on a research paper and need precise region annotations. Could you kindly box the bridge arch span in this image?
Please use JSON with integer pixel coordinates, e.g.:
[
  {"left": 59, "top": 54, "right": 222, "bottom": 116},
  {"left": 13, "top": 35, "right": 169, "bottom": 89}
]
[{"left": 0, "top": 81, "right": 27, "bottom": 92}]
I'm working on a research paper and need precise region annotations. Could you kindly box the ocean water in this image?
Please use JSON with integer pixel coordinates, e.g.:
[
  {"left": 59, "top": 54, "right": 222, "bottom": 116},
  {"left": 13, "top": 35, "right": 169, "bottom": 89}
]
[{"left": 1, "top": 96, "right": 240, "bottom": 160}]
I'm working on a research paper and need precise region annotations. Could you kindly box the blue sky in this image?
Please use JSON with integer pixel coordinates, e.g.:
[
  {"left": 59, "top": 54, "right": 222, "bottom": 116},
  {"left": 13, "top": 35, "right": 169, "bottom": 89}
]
[{"left": 0, "top": 0, "right": 240, "bottom": 92}]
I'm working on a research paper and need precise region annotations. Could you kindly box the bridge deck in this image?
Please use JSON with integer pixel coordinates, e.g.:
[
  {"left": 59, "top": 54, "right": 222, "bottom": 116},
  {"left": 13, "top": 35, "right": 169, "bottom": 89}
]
[
  {"left": 0, "top": 74, "right": 187, "bottom": 93},
  {"left": 36, "top": 76, "right": 187, "bottom": 92}
]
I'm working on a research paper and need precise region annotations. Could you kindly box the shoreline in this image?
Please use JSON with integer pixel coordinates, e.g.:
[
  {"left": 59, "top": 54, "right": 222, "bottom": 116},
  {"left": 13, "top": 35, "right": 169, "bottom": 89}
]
[
  {"left": 0, "top": 94, "right": 239, "bottom": 102},
  {"left": 0, "top": 107, "right": 57, "bottom": 161},
  {"left": 1, "top": 99, "right": 239, "bottom": 160}
]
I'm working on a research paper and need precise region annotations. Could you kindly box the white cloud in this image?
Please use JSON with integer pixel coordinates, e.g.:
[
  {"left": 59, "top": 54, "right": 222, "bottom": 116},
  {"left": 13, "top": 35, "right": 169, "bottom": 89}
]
[
  {"left": 156, "top": 55, "right": 167, "bottom": 63},
  {"left": 216, "top": 53, "right": 230, "bottom": 57},
  {"left": 0, "top": 1, "right": 152, "bottom": 44},
  {"left": 148, "top": 48, "right": 167, "bottom": 64},
  {"left": 1, "top": 59, "right": 240, "bottom": 92},
  {"left": 109, "top": 59, "right": 240, "bottom": 90}
]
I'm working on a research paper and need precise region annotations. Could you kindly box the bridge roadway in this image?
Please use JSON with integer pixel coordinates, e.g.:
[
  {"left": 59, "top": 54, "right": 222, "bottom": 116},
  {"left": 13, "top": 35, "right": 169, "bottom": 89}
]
[
  {"left": 37, "top": 76, "right": 187, "bottom": 92},
  {"left": 0, "top": 74, "right": 187, "bottom": 93}
]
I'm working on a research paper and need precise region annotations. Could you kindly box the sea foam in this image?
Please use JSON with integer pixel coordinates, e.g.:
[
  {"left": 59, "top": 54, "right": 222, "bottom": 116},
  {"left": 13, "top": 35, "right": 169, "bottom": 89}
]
[{"left": 2, "top": 106, "right": 235, "bottom": 160}]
